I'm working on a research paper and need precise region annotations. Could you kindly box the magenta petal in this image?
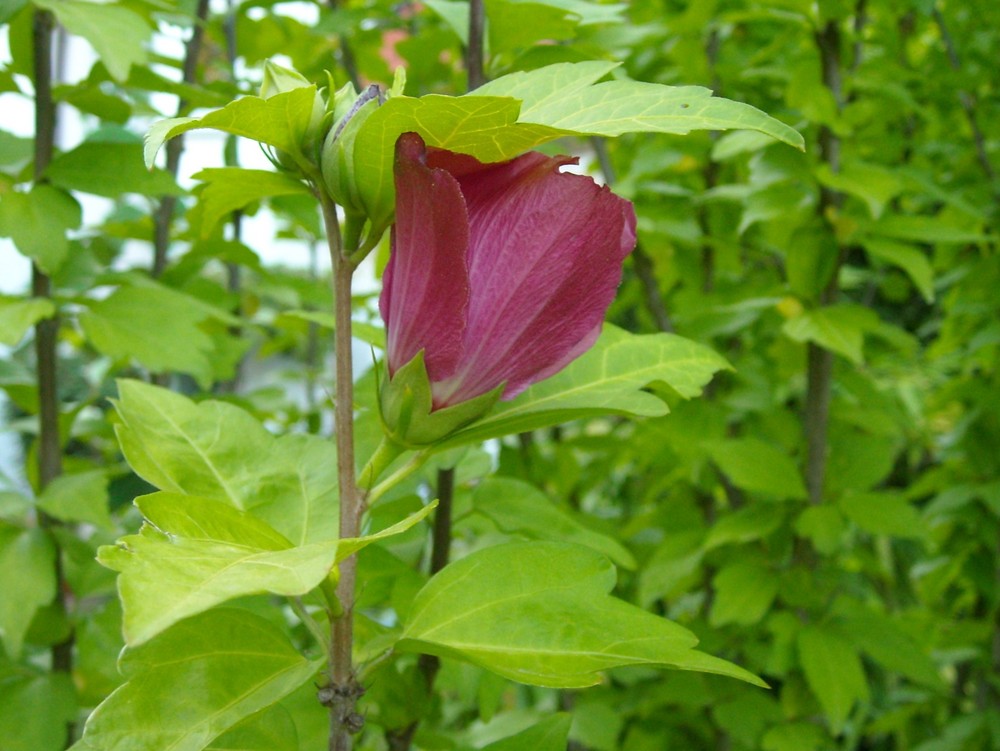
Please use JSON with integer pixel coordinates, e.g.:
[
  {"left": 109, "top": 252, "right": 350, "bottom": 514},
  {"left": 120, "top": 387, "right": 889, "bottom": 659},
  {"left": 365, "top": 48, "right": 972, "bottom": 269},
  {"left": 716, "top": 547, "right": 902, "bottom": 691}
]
[
  {"left": 431, "top": 153, "right": 637, "bottom": 405},
  {"left": 380, "top": 133, "right": 471, "bottom": 380}
]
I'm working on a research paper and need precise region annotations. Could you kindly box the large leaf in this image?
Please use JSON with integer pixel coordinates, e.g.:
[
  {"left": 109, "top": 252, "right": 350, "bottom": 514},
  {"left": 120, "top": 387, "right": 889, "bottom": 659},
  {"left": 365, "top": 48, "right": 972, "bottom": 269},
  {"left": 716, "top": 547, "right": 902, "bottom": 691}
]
[
  {"left": 477, "top": 62, "right": 804, "bottom": 147},
  {"left": 397, "top": 541, "right": 764, "bottom": 688},
  {"left": 439, "top": 325, "right": 730, "bottom": 447},
  {"left": 99, "top": 493, "right": 337, "bottom": 646},
  {"left": 350, "top": 63, "right": 802, "bottom": 227},
  {"left": 99, "top": 491, "right": 436, "bottom": 646},
  {"left": 72, "top": 609, "right": 321, "bottom": 751},
  {"left": 472, "top": 477, "right": 636, "bottom": 569},
  {"left": 112, "top": 380, "right": 338, "bottom": 545}
]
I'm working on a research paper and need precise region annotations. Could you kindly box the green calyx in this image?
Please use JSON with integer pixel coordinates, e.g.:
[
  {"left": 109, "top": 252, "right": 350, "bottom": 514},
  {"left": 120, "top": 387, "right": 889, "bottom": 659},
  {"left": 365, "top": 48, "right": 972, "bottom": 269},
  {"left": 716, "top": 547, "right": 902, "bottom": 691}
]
[
  {"left": 259, "top": 61, "right": 329, "bottom": 172},
  {"left": 379, "top": 352, "right": 503, "bottom": 449}
]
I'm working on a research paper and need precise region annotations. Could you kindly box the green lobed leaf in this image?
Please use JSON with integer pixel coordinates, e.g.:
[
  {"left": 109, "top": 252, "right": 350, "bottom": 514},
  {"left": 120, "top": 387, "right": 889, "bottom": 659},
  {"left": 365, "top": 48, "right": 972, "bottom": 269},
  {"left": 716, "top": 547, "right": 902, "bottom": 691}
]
[
  {"left": 190, "top": 168, "right": 312, "bottom": 239},
  {"left": 98, "top": 493, "right": 337, "bottom": 646},
  {"left": 0, "top": 526, "right": 57, "bottom": 658},
  {"left": 72, "top": 609, "right": 321, "bottom": 751},
  {"left": 472, "top": 477, "right": 636, "bottom": 569},
  {"left": 112, "top": 380, "right": 338, "bottom": 545},
  {"left": 348, "top": 62, "right": 801, "bottom": 230},
  {"left": 397, "top": 541, "right": 765, "bottom": 688},
  {"left": 144, "top": 88, "right": 321, "bottom": 171},
  {"left": 34, "top": 0, "right": 151, "bottom": 81},
  {"left": 481, "top": 63, "right": 804, "bottom": 147},
  {"left": 0, "top": 185, "right": 81, "bottom": 275},
  {"left": 439, "top": 325, "right": 731, "bottom": 448},
  {"left": 0, "top": 296, "right": 55, "bottom": 347},
  {"left": 797, "top": 624, "right": 870, "bottom": 733},
  {"left": 99, "top": 490, "right": 434, "bottom": 646}
]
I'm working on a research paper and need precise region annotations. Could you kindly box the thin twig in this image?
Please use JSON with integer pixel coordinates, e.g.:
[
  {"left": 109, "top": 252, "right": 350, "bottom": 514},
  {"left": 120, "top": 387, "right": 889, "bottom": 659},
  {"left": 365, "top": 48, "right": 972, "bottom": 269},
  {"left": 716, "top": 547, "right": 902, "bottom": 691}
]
[
  {"left": 591, "top": 137, "right": 674, "bottom": 332},
  {"left": 32, "top": 9, "right": 74, "bottom": 747},
  {"left": 932, "top": 6, "right": 997, "bottom": 185},
  {"left": 466, "top": 0, "right": 486, "bottom": 90},
  {"left": 152, "top": 0, "right": 211, "bottom": 278},
  {"left": 804, "top": 20, "right": 845, "bottom": 506}
]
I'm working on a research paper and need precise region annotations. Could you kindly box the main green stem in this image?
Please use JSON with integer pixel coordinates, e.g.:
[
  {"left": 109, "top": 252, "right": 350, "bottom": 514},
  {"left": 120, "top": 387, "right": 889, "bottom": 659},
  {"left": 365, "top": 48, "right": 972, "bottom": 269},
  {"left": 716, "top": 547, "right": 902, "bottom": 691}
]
[{"left": 323, "top": 195, "right": 362, "bottom": 751}]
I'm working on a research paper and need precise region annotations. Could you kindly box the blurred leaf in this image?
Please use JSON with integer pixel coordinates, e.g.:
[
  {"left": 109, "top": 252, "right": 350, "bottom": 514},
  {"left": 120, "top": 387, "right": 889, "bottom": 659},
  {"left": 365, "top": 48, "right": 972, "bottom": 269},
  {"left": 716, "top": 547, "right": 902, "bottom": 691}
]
[
  {"left": 710, "top": 561, "right": 779, "bottom": 626},
  {"left": 782, "top": 304, "right": 880, "bottom": 363},
  {"left": 794, "top": 505, "right": 845, "bottom": 554},
  {"left": 34, "top": 0, "right": 151, "bottom": 81},
  {"left": 190, "top": 168, "right": 311, "bottom": 239},
  {"left": 862, "top": 238, "right": 934, "bottom": 303},
  {"left": 398, "top": 541, "right": 765, "bottom": 688},
  {"left": 0, "top": 526, "right": 57, "bottom": 658},
  {"left": 761, "top": 722, "right": 829, "bottom": 751},
  {"left": 706, "top": 438, "right": 808, "bottom": 500},
  {"left": 797, "top": 624, "right": 869, "bottom": 733},
  {"left": 0, "top": 185, "right": 81, "bottom": 274},
  {"left": 80, "top": 285, "right": 221, "bottom": 387},
  {"left": 704, "top": 504, "right": 788, "bottom": 550},
  {"left": 46, "top": 141, "right": 182, "bottom": 198},
  {"left": 480, "top": 714, "right": 572, "bottom": 751},
  {"left": 867, "top": 214, "right": 986, "bottom": 244},
  {"left": 0, "top": 672, "right": 77, "bottom": 751},
  {"left": 816, "top": 162, "right": 902, "bottom": 218},
  {"left": 0, "top": 296, "right": 55, "bottom": 347},
  {"left": 36, "top": 469, "right": 112, "bottom": 530},
  {"left": 838, "top": 491, "right": 926, "bottom": 538},
  {"left": 473, "top": 477, "right": 636, "bottom": 569},
  {"left": 73, "top": 609, "right": 320, "bottom": 751}
]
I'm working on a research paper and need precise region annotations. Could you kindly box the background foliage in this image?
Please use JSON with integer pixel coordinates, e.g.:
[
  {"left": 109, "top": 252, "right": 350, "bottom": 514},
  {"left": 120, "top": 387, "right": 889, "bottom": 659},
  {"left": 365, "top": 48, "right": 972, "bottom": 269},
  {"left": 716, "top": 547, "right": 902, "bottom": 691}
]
[{"left": 1, "top": 0, "right": 998, "bottom": 749}]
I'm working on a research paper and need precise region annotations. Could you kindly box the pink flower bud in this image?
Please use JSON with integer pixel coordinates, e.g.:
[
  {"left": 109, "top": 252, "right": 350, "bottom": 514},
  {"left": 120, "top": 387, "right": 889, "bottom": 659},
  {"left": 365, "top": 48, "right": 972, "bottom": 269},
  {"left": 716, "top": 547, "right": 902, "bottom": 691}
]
[{"left": 380, "top": 132, "right": 637, "bottom": 412}]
